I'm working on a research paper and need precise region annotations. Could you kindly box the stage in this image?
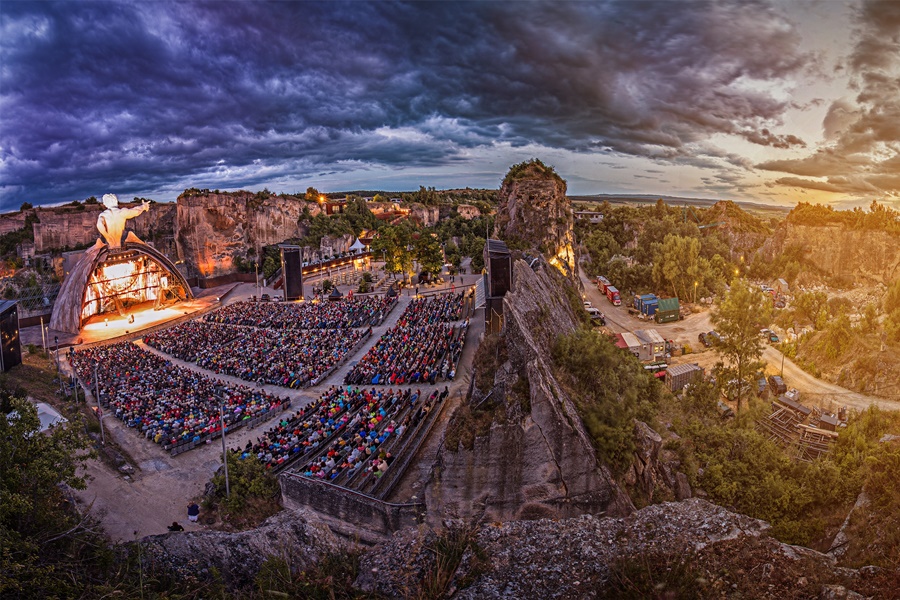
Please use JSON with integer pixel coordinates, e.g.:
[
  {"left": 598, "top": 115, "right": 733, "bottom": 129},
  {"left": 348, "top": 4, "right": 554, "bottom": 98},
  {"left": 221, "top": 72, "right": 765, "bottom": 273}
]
[{"left": 24, "top": 285, "right": 237, "bottom": 349}]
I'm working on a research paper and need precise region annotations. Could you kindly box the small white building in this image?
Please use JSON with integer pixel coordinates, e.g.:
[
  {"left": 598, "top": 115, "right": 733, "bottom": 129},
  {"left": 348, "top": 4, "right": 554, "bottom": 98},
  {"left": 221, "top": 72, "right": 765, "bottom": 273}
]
[{"left": 634, "top": 328, "right": 667, "bottom": 361}]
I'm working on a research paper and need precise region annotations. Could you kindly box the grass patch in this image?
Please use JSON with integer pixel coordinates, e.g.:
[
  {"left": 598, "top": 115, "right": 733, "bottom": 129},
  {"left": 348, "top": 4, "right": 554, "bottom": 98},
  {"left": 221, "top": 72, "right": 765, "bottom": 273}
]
[
  {"left": 472, "top": 333, "right": 507, "bottom": 394},
  {"left": 443, "top": 402, "right": 498, "bottom": 452},
  {"left": 600, "top": 552, "right": 707, "bottom": 600}
]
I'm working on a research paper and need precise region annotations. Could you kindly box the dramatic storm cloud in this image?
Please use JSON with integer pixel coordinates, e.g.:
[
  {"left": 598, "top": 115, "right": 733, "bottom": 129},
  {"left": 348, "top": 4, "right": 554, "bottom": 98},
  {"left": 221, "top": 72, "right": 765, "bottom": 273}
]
[{"left": 0, "top": 1, "right": 888, "bottom": 209}]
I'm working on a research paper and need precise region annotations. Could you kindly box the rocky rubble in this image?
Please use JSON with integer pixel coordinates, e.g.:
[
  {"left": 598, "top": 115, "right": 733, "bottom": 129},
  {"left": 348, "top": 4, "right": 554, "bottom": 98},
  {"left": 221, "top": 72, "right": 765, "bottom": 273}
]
[
  {"left": 357, "top": 498, "right": 899, "bottom": 599},
  {"left": 140, "top": 508, "right": 341, "bottom": 589}
]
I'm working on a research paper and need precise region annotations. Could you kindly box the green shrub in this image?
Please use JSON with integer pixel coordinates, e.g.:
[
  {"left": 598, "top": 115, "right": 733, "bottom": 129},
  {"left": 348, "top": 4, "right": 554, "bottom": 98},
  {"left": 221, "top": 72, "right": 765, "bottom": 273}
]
[{"left": 552, "top": 328, "right": 661, "bottom": 473}]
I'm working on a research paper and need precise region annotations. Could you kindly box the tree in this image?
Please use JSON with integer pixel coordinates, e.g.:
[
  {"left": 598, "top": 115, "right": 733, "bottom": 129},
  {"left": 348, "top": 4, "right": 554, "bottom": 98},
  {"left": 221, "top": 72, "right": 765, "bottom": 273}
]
[
  {"left": 710, "top": 278, "right": 773, "bottom": 412},
  {"left": 369, "top": 225, "right": 412, "bottom": 277},
  {"left": 651, "top": 234, "right": 702, "bottom": 300},
  {"left": 1, "top": 397, "right": 95, "bottom": 596},
  {"left": 793, "top": 290, "right": 829, "bottom": 330},
  {"left": 443, "top": 241, "right": 462, "bottom": 269},
  {"left": 342, "top": 196, "right": 379, "bottom": 233},
  {"left": 413, "top": 232, "right": 444, "bottom": 279},
  {"left": 19, "top": 202, "right": 33, "bottom": 211},
  {"left": 304, "top": 187, "right": 322, "bottom": 202}
]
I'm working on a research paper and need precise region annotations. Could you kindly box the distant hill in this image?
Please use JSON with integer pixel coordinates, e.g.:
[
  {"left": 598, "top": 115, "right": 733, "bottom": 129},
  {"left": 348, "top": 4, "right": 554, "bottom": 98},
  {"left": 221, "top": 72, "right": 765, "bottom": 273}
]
[{"left": 571, "top": 193, "right": 791, "bottom": 218}]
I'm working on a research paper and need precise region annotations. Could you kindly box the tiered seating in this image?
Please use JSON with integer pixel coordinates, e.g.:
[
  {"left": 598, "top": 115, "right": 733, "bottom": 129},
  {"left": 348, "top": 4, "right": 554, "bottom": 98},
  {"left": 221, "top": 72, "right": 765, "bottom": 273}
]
[
  {"left": 344, "top": 293, "right": 468, "bottom": 386},
  {"left": 71, "top": 342, "right": 288, "bottom": 454},
  {"left": 143, "top": 321, "right": 241, "bottom": 361},
  {"left": 204, "top": 296, "right": 396, "bottom": 329},
  {"left": 194, "top": 327, "right": 368, "bottom": 388}
]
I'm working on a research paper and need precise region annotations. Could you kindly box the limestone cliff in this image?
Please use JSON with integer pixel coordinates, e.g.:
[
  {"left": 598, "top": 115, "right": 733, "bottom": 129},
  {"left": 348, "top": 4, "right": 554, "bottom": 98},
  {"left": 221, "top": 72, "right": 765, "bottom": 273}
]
[
  {"left": 32, "top": 203, "right": 177, "bottom": 256},
  {"left": 493, "top": 160, "right": 578, "bottom": 285},
  {"left": 405, "top": 203, "right": 440, "bottom": 227},
  {"left": 175, "top": 191, "right": 321, "bottom": 278},
  {"left": 426, "top": 260, "right": 634, "bottom": 523},
  {"left": 762, "top": 223, "right": 900, "bottom": 285}
]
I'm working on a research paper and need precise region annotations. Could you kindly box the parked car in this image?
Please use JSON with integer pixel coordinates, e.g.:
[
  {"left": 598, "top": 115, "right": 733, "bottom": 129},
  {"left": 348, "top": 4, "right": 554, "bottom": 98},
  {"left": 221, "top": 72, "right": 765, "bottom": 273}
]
[
  {"left": 698, "top": 332, "right": 708, "bottom": 346},
  {"left": 767, "top": 375, "right": 787, "bottom": 395},
  {"left": 706, "top": 331, "right": 722, "bottom": 346},
  {"left": 586, "top": 307, "right": 606, "bottom": 325},
  {"left": 768, "top": 332, "right": 779, "bottom": 343}
]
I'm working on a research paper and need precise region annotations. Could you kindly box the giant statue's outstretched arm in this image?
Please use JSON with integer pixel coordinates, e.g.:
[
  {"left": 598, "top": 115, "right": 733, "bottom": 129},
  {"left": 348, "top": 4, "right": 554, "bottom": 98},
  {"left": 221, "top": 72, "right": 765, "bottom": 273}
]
[{"left": 120, "top": 200, "right": 151, "bottom": 219}]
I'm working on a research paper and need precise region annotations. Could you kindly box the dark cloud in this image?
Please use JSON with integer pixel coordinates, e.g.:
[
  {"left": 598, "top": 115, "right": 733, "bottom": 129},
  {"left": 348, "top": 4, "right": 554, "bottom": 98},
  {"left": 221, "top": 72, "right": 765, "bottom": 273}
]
[
  {"left": 761, "top": 0, "right": 900, "bottom": 198},
  {"left": 741, "top": 129, "right": 805, "bottom": 149},
  {"left": 1, "top": 1, "right": 812, "bottom": 208}
]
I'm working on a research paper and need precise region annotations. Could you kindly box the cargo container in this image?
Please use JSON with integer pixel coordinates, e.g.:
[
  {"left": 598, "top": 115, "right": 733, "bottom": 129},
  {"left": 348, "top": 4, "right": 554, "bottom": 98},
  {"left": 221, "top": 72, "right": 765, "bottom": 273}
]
[
  {"left": 655, "top": 297, "right": 680, "bottom": 323},
  {"left": 606, "top": 285, "right": 621, "bottom": 306},
  {"left": 666, "top": 362, "right": 703, "bottom": 392},
  {"left": 641, "top": 299, "right": 658, "bottom": 316},
  {"left": 635, "top": 293, "right": 657, "bottom": 311}
]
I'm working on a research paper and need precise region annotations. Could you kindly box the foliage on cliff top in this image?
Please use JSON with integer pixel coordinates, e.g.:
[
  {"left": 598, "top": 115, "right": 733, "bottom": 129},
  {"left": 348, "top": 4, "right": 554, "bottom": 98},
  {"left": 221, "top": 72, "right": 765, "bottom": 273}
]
[
  {"left": 501, "top": 159, "right": 565, "bottom": 189},
  {"left": 786, "top": 201, "right": 900, "bottom": 233},
  {"left": 552, "top": 328, "right": 661, "bottom": 473},
  {"left": 701, "top": 200, "right": 771, "bottom": 234}
]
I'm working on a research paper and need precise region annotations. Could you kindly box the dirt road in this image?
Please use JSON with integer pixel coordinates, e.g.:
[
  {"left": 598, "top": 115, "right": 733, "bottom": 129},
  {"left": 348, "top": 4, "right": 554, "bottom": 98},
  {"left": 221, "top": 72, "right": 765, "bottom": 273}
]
[
  {"left": 760, "top": 346, "right": 900, "bottom": 412},
  {"left": 579, "top": 268, "right": 900, "bottom": 412},
  {"left": 579, "top": 269, "right": 712, "bottom": 346}
]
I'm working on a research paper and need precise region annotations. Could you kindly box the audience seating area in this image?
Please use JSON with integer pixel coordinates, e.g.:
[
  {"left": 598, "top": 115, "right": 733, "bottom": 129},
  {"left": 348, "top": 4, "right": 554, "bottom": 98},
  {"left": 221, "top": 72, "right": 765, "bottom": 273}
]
[
  {"left": 71, "top": 342, "right": 289, "bottom": 455},
  {"left": 204, "top": 296, "right": 396, "bottom": 329},
  {"left": 146, "top": 322, "right": 369, "bottom": 388},
  {"left": 344, "top": 293, "right": 468, "bottom": 386},
  {"left": 238, "top": 384, "right": 449, "bottom": 498},
  {"left": 143, "top": 296, "right": 398, "bottom": 388}
]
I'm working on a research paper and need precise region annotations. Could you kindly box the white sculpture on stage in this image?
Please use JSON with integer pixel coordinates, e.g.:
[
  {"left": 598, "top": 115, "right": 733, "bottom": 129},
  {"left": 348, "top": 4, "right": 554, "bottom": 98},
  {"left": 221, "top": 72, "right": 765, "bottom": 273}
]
[{"left": 96, "top": 194, "right": 150, "bottom": 248}]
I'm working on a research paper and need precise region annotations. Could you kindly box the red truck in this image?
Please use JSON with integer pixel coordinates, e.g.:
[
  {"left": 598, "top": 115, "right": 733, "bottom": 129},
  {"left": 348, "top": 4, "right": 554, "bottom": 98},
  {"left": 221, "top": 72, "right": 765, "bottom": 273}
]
[
  {"left": 597, "top": 276, "right": 611, "bottom": 295},
  {"left": 606, "top": 285, "right": 621, "bottom": 306}
]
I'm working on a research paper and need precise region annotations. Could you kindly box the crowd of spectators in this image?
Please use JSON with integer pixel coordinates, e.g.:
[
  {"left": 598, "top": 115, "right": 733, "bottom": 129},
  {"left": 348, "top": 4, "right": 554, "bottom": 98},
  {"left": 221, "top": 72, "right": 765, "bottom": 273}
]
[
  {"left": 204, "top": 296, "right": 396, "bottom": 330},
  {"left": 238, "top": 386, "right": 380, "bottom": 469},
  {"left": 71, "top": 342, "right": 288, "bottom": 451},
  {"left": 195, "top": 326, "right": 369, "bottom": 388},
  {"left": 343, "top": 293, "right": 468, "bottom": 386},
  {"left": 143, "top": 321, "right": 241, "bottom": 361},
  {"left": 143, "top": 317, "right": 368, "bottom": 389},
  {"left": 299, "top": 385, "right": 449, "bottom": 486}
]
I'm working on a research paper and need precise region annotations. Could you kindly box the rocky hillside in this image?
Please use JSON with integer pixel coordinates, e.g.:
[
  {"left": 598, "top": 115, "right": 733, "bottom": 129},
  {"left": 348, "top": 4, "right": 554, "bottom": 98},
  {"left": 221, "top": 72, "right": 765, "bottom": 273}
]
[
  {"left": 426, "top": 161, "right": 682, "bottom": 523},
  {"left": 358, "top": 498, "right": 897, "bottom": 599},
  {"left": 175, "top": 191, "right": 321, "bottom": 278},
  {"left": 763, "top": 223, "right": 900, "bottom": 286},
  {"left": 493, "top": 159, "right": 579, "bottom": 286},
  {"left": 140, "top": 508, "right": 341, "bottom": 590},
  {"left": 426, "top": 260, "right": 637, "bottom": 523}
]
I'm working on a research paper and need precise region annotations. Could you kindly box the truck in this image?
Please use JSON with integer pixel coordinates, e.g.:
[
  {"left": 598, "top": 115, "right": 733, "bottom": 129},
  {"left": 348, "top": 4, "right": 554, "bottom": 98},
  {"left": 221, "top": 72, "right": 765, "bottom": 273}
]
[
  {"left": 597, "top": 276, "right": 611, "bottom": 295},
  {"left": 606, "top": 285, "right": 621, "bottom": 306}
]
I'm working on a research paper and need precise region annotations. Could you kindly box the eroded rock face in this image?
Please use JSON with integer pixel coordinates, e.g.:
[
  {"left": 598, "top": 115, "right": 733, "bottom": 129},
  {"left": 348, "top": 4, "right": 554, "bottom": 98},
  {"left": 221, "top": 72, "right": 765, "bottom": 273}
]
[
  {"left": 140, "top": 509, "right": 341, "bottom": 590},
  {"left": 33, "top": 203, "right": 177, "bottom": 256},
  {"left": 175, "top": 192, "right": 320, "bottom": 277},
  {"left": 494, "top": 162, "right": 578, "bottom": 285},
  {"left": 426, "top": 261, "right": 634, "bottom": 523},
  {"left": 762, "top": 223, "right": 900, "bottom": 285}
]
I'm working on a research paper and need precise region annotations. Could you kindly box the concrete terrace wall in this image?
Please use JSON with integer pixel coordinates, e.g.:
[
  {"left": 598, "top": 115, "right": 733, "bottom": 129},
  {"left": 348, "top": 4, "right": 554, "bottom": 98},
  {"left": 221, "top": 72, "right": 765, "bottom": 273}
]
[{"left": 280, "top": 473, "right": 425, "bottom": 542}]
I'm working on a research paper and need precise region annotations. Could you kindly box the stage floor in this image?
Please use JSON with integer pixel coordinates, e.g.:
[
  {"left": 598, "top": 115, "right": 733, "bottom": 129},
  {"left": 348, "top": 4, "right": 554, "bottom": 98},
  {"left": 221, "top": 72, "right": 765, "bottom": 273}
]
[{"left": 24, "top": 286, "right": 234, "bottom": 349}]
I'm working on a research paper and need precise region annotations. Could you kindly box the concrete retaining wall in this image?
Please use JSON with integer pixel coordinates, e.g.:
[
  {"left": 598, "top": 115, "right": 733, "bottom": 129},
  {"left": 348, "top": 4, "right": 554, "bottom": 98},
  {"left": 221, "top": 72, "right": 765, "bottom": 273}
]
[{"left": 280, "top": 473, "right": 424, "bottom": 541}]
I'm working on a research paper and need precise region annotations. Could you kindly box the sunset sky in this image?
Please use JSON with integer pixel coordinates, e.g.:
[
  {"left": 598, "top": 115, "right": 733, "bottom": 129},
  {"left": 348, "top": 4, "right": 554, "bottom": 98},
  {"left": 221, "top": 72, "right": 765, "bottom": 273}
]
[{"left": 2, "top": 0, "right": 899, "bottom": 211}]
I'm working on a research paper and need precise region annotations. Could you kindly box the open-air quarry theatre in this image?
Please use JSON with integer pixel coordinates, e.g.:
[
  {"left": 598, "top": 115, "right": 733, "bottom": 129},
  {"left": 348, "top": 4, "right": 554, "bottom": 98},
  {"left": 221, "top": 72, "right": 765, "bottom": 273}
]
[
  {"left": 57, "top": 195, "right": 467, "bottom": 492},
  {"left": 50, "top": 194, "right": 192, "bottom": 334}
]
